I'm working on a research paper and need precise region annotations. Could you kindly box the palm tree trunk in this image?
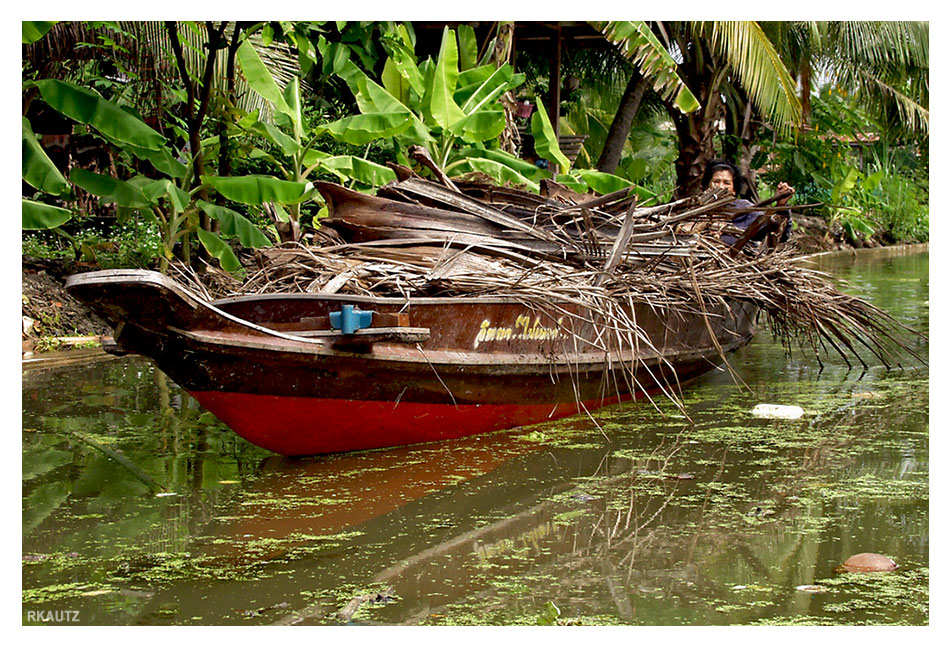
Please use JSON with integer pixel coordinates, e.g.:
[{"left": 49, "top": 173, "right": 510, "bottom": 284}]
[
  {"left": 596, "top": 69, "right": 649, "bottom": 174},
  {"left": 671, "top": 83, "right": 725, "bottom": 198},
  {"left": 672, "top": 115, "right": 717, "bottom": 198},
  {"left": 800, "top": 62, "right": 812, "bottom": 127},
  {"left": 490, "top": 22, "right": 520, "bottom": 156}
]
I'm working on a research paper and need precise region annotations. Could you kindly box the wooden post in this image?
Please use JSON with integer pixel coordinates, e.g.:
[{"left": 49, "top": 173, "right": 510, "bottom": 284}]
[{"left": 548, "top": 23, "right": 562, "bottom": 174}]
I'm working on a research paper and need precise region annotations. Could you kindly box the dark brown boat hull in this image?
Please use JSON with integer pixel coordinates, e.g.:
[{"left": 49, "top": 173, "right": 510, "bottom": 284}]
[{"left": 66, "top": 269, "right": 757, "bottom": 455}]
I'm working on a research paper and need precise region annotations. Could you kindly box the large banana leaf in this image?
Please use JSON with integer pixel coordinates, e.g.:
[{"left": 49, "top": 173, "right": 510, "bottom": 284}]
[
  {"left": 530, "top": 107, "right": 572, "bottom": 171},
  {"left": 385, "top": 25, "right": 426, "bottom": 99},
  {"left": 424, "top": 28, "right": 467, "bottom": 130},
  {"left": 323, "top": 112, "right": 413, "bottom": 146},
  {"left": 92, "top": 130, "right": 187, "bottom": 179},
  {"left": 281, "top": 77, "right": 305, "bottom": 140},
  {"left": 457, "top": 24, "right": 478, "bottom": 71},
  {"left": 133, "top": 145, "right": 188, "bottom": 180},
  {"left": 22, "top": 199, "right": 72, "bottom": 230},
  {"left": 32, "top": 79, "right": 166, "bottom": 151},
  {"left": 316, "top": 36, "right": 352, "bottom": 76},
  {"left": 195, "top": 200, "right": 271, "bottom": 247},
  {"left": 335, "top": 59, "right": 433, "bottom": 145},
  {"left": 236, "top": 39, "right": 296, "bottom": 129},
  {"left": 571, "top": 169, "right": 635, "bottom": 195},
  {"left": 22, "top": 117, "right": 70, "bottom": 196},
  {"left": 455, "top": 65, "right": 496, "bottom": 94},
  {"left": 238, "top": 111, "right": 301, "bottom": 157},
  {"left": 381, "top": 58, "right": 413, "bottom": 106},
  {"left": 196, "top": 228, "right": 243, "bottom": 273},
  {"left": 448, "top": 111, "right": 506, "bottom": 143},
  {"left": 207, "top": 175, "right": 313, "bottom": 205},
  {"left": 454, "top": 147, "right": 547, "bottom": 182},
  {"left": 70, "top": 168, "right": 153, "bottom": 209},
  {"left": 135, "top": 178, "right": 190, "bottom": 213},
  {"left": 22, "top": 21, "right": 56, "bottom": 44},
  {"left": 312, "top": 155, "right": 397, "bottom": 186},
  {"left": 449, "top": 158, "right": 540, "bottom": 193},
  {"left": 455, "top": 65, "right": 518, "bottom": 115}
]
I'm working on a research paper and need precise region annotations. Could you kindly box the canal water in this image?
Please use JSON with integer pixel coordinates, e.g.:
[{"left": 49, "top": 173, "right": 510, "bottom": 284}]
[{"left": 21, "top": 250, "right": 929, "bottom": 626}]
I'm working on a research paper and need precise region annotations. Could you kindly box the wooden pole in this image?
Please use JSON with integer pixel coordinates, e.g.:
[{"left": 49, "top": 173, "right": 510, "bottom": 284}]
[{"left": 548, "top": 23, "right": 562, "bottom": 174}]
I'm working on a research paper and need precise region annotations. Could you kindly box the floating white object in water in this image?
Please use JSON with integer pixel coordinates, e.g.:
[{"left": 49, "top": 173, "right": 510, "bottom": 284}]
[
  {"left": 751, "top": 404, "right": 804, "bottom": 419},
  {"left": 795, "top": 584, "right": 828, "bottom": 593}
]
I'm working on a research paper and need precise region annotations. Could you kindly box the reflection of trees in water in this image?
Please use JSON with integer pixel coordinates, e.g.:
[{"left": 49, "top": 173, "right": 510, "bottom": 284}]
[
  {"left": 376, "top": 382, "right": 926, "bottom": 625},
  {"left": 22, "top": 357, "right": 267, "bottom": 593}
]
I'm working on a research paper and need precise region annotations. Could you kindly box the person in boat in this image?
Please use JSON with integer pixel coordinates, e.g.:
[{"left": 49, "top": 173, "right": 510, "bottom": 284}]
[{"left": 701, "top": 159, "right": 795, "bottom": 246}]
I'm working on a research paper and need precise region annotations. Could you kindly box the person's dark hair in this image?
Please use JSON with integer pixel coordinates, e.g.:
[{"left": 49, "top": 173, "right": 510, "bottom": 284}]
[{"left": 701, "top": 159, "right": 745, "bottom": 195}]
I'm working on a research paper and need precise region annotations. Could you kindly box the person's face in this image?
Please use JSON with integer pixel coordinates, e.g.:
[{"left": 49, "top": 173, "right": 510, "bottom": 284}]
[{"left": 709, "top": 169, "right": 735, "bottom": 194}]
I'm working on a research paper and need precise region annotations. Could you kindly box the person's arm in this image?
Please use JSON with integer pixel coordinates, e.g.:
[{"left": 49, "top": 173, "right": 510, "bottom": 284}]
[{"left": 776, "top": 182, "right": 795, "bottom": 206}]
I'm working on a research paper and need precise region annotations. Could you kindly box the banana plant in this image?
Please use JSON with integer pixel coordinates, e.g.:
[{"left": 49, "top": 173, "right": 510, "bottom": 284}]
[
  {"left": 232, "top": 38, "right": 397, "bottom": 230},
  {"left": 326, "top": 25, "right": 559, "bottom": 189},
  {"left": 325, "top": 25, "right": 654, "bottom": 197},
  {"left": 827, "top": 165, "right": 881, "bottom": 244},
  {"left": 24, "top": 78, "right": 279, "bottom": 273},
  {"left": 22, "top": 116, "right": 73, "bottom": 230}
]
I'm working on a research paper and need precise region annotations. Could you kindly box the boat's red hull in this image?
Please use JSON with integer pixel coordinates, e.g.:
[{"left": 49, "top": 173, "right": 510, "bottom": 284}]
[{"left": 190, "top": 390, "right": 632, "bottom": 455}]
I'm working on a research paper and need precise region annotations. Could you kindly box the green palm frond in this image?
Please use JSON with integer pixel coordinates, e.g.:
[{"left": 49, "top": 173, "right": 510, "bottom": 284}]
[
  {"left": 821, "top": 21, "right": 928, "bottom": 136},
  {"left": 589, "top": 21, "right": 700, "bottom": 114},
  {"left": 837, "top": 65, "right": 929, "bottom": 135},
  {"left": 829, "top": 21, "right": 928, "bottom": 71},
  {"left": 699, "top": 21, "right": 801, "bottom": 134}
]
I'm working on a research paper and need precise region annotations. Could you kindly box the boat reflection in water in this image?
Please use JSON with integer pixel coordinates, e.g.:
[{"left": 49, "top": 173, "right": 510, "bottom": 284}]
[{"left": 200, "top": 426, "right": 549, "bottom": 565}]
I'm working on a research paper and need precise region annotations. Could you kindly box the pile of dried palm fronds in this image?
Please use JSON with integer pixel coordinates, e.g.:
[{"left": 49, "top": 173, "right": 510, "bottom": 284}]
[{"left": 187, "top": 169, "right": 923, "bottom": 376}]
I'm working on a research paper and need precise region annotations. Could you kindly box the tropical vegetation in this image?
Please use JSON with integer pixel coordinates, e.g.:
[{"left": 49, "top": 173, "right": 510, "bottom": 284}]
[{"left": 22, "top": 20, "right": 928, "bottom": 275}]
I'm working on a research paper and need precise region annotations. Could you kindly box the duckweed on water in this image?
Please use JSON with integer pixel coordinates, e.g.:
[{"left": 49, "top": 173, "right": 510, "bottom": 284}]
[
  {"left": 22, "top": 252, "right": 930, "bottom": 625},
  {"left": 802, "top": 474, "right": 928, "bottom": 501},
  {"left": 23, "top": 582, "right": 111, "bottom": 604}
]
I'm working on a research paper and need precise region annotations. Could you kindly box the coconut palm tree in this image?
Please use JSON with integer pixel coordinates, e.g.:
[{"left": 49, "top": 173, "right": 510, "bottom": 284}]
[
  {"left": 658, "top": 22, "right": 802, "bottom": 197},
  {"left": 591, "top": 21, "right": 801, "bottom": 196},
  {"left": 717, "top": 21, "right": 927, "bottom": 196},
  {"left": 818, "top": 21, "right": 928, "bottom": 138},
  {"left": 596, "top": 21, "right": 927, "bottom": 197}
]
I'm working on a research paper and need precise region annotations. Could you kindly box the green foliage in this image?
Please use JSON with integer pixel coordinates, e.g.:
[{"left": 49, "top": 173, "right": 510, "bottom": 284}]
[
  {"left": 30, "top": 79, "right": 166, "bottom": 151},
  {"left": 23, "top": 219, "right": 164, "bottom": 269},
  {"left": 22, "top": 19, "right": 928, "bottom": 268},
  {"left": 22, "top": 117, "right": 70, "bottom": 198},
  {"left": 22, "top": 21, "right": 57, "bottom": 45},
  {"left": 589, "top": 21, "right": 700, "bottom": 114},
  {"left": 23, "top": 24, "right": 279, "bottom": 273},
  {"left": 22, "top": 201, "right": 72, "bottom": 231},
  {"left": 529, "top": 106, "right": 571, "bottom": 171},
  {"left": 761, "top": 88, "right": 928, "bottom": 243},
  {"left": 326, "top": 25, "right": 546, "bottom": 188}
]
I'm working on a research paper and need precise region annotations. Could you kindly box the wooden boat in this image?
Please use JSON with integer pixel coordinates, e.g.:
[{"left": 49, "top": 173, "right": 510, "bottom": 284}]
[{"left": 65, "top": 268, "right": 756, "bottom": 455}]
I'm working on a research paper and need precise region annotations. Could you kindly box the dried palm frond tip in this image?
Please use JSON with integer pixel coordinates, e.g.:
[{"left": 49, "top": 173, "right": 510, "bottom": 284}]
[{"left": 221, "top": 172, "right": 923, "bottom": 386}]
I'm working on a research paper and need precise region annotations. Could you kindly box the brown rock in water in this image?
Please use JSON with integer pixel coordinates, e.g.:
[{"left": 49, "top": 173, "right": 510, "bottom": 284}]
[{"left": 838, "top": 552, "right": 898, "bottom": 573}]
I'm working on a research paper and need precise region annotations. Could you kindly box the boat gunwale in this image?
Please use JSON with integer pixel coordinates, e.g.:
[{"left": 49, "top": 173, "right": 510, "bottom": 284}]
[{"left": 161, "top": 324, "right": 755, "bottom": 370}]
